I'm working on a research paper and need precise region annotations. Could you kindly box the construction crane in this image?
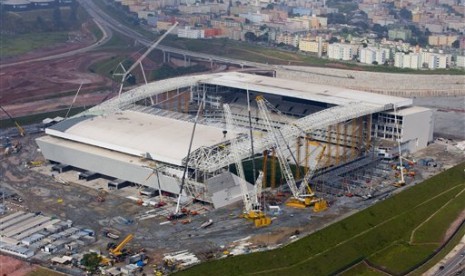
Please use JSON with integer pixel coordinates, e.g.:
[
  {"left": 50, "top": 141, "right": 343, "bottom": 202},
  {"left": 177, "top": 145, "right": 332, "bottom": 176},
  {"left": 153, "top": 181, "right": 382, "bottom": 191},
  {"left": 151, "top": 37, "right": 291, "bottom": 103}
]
[
  {"left": 257, "top": 95, "right": 323, "bottom": 210},
  {"left": 224, "top": 104, "right": 271, "bottom": 227},
  {"left": 117, "top": 22, "right": 179, "bottom": 98},
  {"left": 0, "top": 105, "right": 25, "bottom": 137},
  {"left": 392, "top": 105, "right": 406, "bottom": 188},
  {"left": 295, "top": 141, "right": 328, "bottom": 212},
  {"left": 109, "top": 234, "right": 133, "bottom": 257}
]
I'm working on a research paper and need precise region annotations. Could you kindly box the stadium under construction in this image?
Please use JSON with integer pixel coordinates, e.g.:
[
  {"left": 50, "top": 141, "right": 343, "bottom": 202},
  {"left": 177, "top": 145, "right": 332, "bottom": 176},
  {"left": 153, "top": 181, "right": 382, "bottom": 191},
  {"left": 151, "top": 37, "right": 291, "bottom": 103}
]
[{"left": 36, "top": 72, "right": 434, "bottom": 209}]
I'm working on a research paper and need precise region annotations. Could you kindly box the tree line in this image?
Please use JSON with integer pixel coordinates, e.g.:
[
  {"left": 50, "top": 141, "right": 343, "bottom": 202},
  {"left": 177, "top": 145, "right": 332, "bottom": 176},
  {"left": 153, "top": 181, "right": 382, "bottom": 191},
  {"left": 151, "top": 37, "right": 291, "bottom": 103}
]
[{"left": 0, "top": 2, "right": 82, "bottom": 35}]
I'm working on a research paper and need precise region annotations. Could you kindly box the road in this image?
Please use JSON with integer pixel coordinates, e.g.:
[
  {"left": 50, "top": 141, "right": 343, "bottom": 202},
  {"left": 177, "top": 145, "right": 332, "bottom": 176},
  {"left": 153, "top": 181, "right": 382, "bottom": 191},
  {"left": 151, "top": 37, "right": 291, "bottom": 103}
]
[
  {"left": 77, "top": 0, "right": 271, "bottom": 69},
  {"left": 0, "top": 0, "right": 270, "bottom": 70},
  {"left": 0, "top": 18, "right": 112, "bottom": 69},
  {"left": 436, "top": 243, "right": 465, "bottom": 276},
  {"left": 0, "top": 0, "right": 275, "bottom": 69}
]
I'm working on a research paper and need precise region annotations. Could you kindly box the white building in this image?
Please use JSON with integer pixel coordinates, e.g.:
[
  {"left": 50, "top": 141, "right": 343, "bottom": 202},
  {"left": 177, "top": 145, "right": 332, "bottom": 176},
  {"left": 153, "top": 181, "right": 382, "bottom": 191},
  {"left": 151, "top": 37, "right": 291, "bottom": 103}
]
[
  {"left": 359, "top": 47, "right": 387, "bottom": 65},
  {"left": 327, "top": 43, "right": 355, "bottom": 61},
  {"left": 394, "top": 52, "right": 421, "bottom": 69},
  {"left": 425, "top": 53, "right": 451, "bottom": 69},
  {"left": 177, "top": 26, "right": 205, "bottom": 39},
  {"left": 456, "top": 55, "right": 465, "bottom": 68},
  {"left": 372, "top": 106, "right": 434, "bottom": 154}
]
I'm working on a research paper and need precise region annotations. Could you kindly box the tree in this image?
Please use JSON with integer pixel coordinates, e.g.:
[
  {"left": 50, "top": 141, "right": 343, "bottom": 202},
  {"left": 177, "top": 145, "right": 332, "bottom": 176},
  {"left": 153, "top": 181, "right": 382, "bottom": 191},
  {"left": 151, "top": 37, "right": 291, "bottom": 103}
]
[
  {"left": 372, "top": 24, "right": 387, "bottom": 35},
  {"left": 399, "top": 8, "right": 412, "bottom": 20},
  {"left": 328, "top": 37, "right": 339, "bottom": 44},
  {"left": 35, "top": 16, "right": 47, "bottom": 32},
  {"left": 81, "top": 253, "right": 101, "bottom": 272},
  {"left": 244, "top": 31, "right": 257, "bottom": 42},
  {"left": 52, "top": 7, "right": 63, "bottom": 29},
  {"left": 69, "top": 1, "right": 78, "bottom": 24},
  {"left": 452, "top": 39, "right": 460, "bottom": 49}
]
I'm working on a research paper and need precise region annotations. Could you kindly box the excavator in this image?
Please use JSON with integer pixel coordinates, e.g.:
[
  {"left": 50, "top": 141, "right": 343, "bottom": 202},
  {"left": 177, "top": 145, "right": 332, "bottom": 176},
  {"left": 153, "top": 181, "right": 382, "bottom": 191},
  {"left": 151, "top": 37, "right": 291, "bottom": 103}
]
[
  {"left": 256, "top": 96, "right": 328, "bottom": 212},
  {"left": 224, "top": 104, "right": 271, "bottom": 227}
]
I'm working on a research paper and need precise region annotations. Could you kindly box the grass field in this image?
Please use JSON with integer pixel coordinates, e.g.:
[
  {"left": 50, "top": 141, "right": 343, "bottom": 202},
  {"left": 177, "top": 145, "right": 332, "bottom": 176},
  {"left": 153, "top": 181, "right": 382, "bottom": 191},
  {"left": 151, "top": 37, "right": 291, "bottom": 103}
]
[
  {"left": 177, "top": 162, "right": 465, "bottom": 275},
  {"left": 27, "top": 267, "right": 65, "bottom": 276},
  {"left": 161, "top": 37, "right": 465, "bottom": 75},
  {"left": 0, "top": 32, "right": 69, "bottom": 58}
]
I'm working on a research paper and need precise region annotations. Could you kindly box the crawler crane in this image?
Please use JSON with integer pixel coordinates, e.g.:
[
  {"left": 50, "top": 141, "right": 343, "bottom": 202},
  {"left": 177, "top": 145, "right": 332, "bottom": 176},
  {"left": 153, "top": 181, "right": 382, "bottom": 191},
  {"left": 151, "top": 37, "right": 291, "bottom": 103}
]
[
  {"left": 293, "top": 141, "right": 328, "bottom": 212},
  {"left": 224, "top": 104, "right": 271, "bottom": 227},
  {"left": 256, "top": 96, "right": 327, "bottom": 211},
  {"left": 0, "top": 105, "right": 25, "bottom": 137}
]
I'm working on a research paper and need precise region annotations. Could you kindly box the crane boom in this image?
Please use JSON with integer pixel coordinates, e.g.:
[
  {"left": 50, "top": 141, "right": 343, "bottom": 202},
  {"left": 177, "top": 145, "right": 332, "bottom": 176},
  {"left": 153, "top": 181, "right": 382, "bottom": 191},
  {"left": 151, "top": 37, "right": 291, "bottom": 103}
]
[
  {"left": 0, "top": 105, "right": 25, "bottom": 137},
  {"left": 298, "top": 143, "right": 326, "bottom": 195},
  {"left": 257, "top": 96, "right": 328, "bottom": 211},
  {"left": 224, "top": 104, "right": 254, "bottom": 212},
  {"left": 118, "top": 22, "right": 179, "bottom": 98},
  {"left": 110, "top": 234, "right": 133, "bottom": 256},
  {"left": 224, "top": 104, "right": 270, "bottom": 226},
  {"left": 256, "top": 96, "right": 300, "bottom": 198}
]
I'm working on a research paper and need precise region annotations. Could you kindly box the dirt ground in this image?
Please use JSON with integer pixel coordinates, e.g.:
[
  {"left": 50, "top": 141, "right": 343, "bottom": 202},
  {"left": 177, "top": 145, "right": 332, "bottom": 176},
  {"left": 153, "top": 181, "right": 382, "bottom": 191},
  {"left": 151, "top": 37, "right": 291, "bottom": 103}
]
[
  {"left": 0, "top": 21, "right": 115, "bottom": 120},
  {"left": 0, "top": 52, "right": 113, "bottom": 112},
  {"left": 0, "top": 255, "right": 36, "bottom": 276}
]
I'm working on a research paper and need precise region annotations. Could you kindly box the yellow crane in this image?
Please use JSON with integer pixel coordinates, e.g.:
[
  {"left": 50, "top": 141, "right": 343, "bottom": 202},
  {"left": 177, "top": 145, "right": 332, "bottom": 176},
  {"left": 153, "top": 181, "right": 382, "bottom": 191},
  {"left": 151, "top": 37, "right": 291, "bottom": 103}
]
[
  {"left": 0, "top": 105, "right": 25, "bottom": 137},
  {"left": 288, "top": 142, "right": 328, "bottom": 212},
  {"left": 110, "top": 234, "right": 133, "bottom": 257},
  {"left": 224, "top": 104, "right": 271, "bottom": 227},
  {"left": 256, "top": 96, "right": 328, "bottom": 212}
]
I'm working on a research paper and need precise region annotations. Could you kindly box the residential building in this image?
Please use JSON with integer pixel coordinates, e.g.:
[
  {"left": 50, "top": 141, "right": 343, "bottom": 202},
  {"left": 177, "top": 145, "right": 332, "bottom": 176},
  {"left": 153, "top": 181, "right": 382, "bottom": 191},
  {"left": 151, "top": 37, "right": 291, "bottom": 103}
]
[
  {"left": 359, "top": 47, "right": 387, "bottom": 65},
  {"left": 276, "top": 32, "right": 301, "bottom": 47},
  {"left": 327, "top": 43, "right": 355, "bottom": 61},
  {"left": 394, "top": 52, "right": 422, "bottom": 69},
  {"left": 299, "top": 36, "right": 327, "bottom": 56},
  {"left": 456, "top": 55, "right": 465, "bottom": 68},
  {"left": 428, "top": 35, "right": 458, "bottom": 47},
  {"left": 388, "top": 29, "right": 412, "bottom": 41},
  {"left": 178, "top": 26, "right": 205, "bottom": 39}
]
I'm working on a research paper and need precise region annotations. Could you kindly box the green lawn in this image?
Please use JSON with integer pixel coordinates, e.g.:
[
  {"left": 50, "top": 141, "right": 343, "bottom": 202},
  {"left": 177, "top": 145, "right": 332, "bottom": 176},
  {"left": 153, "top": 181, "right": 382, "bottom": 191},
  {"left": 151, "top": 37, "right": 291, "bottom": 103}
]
[
  {"left": 369, "top": 243, "right": 437, "bottom": 275},
  {"left": 88, "top": 54, "right": 127, "bottom": 79},
  {"left": 27, "top": 267, "right": 65, "bottom": 276},
  {"left": 177, "top": 162, "right": 465, "bottom": 275},
  {"left": 340, "top": 262, "right": 385, "bottom": 276},
  {"left": 161, "top": 37, "right": 465, "bottom": 75},
  {"left": 0, "top": 32, "right": 69, "bottom": 58},
  {"left": 0, "top": 107, "right": 88, "bottom": 129}
]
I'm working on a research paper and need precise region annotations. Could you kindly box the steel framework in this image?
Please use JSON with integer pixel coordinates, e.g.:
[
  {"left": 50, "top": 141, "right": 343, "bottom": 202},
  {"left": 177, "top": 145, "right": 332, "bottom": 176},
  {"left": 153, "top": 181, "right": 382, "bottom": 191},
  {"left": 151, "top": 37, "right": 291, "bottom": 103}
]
[{"left": 189, "top": 102, "right": 391, "bottom": 172}]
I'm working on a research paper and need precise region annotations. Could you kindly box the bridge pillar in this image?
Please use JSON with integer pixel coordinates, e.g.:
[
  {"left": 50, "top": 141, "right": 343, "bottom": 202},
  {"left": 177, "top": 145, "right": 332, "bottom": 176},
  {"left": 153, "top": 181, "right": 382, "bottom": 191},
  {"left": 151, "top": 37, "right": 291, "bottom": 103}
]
[
  {"left": 162, "top": 50, "right": 166, "bottom": 63},
  {"left": 183, "top": 55, "right": 191, "bottom": 67}
]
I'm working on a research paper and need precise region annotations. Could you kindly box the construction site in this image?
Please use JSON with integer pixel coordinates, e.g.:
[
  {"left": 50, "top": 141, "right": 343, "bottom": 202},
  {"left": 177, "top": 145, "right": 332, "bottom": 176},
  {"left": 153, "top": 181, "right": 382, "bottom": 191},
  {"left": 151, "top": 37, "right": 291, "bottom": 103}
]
[{"left": 1, "top": 69, "right": 464, "bottom": 275}]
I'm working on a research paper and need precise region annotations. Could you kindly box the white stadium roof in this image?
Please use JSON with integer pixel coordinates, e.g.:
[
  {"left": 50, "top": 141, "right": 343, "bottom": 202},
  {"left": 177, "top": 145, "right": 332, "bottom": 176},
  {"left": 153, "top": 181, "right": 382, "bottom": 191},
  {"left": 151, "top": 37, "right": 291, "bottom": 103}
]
[
  {"left": 83, "top": 72, "right": 411, "bottom": 117},
  {"left": 47, "top": 72, "right": 414, "bottom": 168},
  {"left": 201, "top": 72, "right": 412, "bottom": 107},
  {"left": 46, "top": 110, "right": 234, "bottom": 166}
]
